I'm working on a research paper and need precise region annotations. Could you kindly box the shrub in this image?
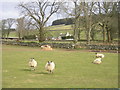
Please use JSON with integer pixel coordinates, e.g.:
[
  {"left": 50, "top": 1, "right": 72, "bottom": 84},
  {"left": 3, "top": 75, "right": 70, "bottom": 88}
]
[{"left": 23, "top": 35, "right": 36, "bottom": 40}]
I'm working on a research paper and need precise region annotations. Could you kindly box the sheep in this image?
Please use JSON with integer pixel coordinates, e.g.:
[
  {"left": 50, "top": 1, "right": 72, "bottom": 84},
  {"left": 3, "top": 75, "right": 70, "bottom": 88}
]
[
  {"left": 41, "top": 45, "right": 53, "bottom": 50},
  {"left": 45, "top": 61, "right": 55, "bottom": 73},
  {"left": 46, "top": 45, "right": 51, "bottom": 48},
  {"left": 92, "top": 57, "right": 102, "bottom": 64},
  {"left": 95, "top": 53, "right": 105, "bottom": 58},
  {"left": 28, "top": 58, "right": 37, "bottom": 70}
]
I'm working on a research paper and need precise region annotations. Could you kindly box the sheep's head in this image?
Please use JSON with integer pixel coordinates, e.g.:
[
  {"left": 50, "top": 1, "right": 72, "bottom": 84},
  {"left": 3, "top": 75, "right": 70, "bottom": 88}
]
[
  {"left": 44, "top": 45, "right": 47, "bottom": 47},
  {"left": 30, "top": 58, "right": 33, "bottom": 62},
  {"left": 47, "top": 61, "right": 50, "bottom": 66},
  {"left": 95, "top": 53, "right": 97, "bottom": 54},
  {"left": 30, "top": 58, "right": 34, "bottom": 61},
  {"left": 47, "top": 61, "right": 53, "bottom": 66}
]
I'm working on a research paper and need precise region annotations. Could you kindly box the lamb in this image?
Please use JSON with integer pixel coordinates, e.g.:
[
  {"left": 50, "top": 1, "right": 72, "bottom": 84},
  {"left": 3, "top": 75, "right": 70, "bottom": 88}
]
[
  {"left": 95, "top": 53, "right": 104, "bottom": 58},
  {"left": 45, "top": 61, "right": 55, "bottom": 73},
  {"left": 93, "top": 57, "right": 102, "bottom": 64},
  {"left": 29, "top": 58, "right": 37, "bottom": 70}
]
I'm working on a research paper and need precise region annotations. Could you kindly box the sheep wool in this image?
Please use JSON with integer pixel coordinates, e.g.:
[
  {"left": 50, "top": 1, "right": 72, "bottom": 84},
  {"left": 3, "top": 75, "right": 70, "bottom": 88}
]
[
  {"left": 93, "top": 58, "right": 102, "bottom": 64},
  {"left": 29, "top": 58, "right": 37, "bottom": 70},
  {"left": 96, "top": 53, "right": 105, "bottom": 58},
  {"left": 45, "top": 61, "right": 55, "bottom": 73},
  {"left": 41, "top": 45, "right": 53, "bottom": 50}
]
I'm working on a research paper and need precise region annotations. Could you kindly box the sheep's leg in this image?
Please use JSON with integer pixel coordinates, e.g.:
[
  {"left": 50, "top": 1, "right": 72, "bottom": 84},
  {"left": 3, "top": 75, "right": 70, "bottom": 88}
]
[
  {"left": 49, "top": 70, "right": 53, "bottom": 74},
  {"left": 50, "top": 70, "right": 52, "bottom": 73},
  {"left": 31, "top": 67, "right": 34, "bottom": 71},
  {"left": 31, "top": 66, "right": 35, "bottom": 71},
  {"left": 30, "top": 67, "right": 33, "bottom": 71},
  {"left": 50, "top": 70, "right": 54, "bottom": 74},
  {"left": 33, "top": 68, "right": 35, "bottom": 71}
]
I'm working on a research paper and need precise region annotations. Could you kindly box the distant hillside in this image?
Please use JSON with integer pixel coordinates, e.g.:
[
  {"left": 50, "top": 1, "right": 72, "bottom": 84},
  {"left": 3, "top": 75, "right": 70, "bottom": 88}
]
[
  {"left": 52, "top": 14, "right": 119, "bottom": 26},
  {"left": 52, "top": 18, "right": 74, "bottom": 25}
]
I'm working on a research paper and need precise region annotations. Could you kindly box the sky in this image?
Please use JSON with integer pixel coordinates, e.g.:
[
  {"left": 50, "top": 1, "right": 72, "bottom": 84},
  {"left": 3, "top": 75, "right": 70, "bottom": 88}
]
[
  {"left": 0, "top": 2, "right": 19, "bottom": 20},
  {"left": 0, "top": 0, "right": 65, "bottom": 27}
]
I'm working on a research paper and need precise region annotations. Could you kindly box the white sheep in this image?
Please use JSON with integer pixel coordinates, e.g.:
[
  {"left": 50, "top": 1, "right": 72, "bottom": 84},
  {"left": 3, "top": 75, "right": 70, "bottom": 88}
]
[
  {"left": 93, "top": 57, "right": 102, "bottom": 64},
  {"left": 95, "top": 53, "right": 105, "bottom": 58},
  {"left": 29, "top": 58, "right": 37, "bottom": 70},
  {"left": 45, "top": 61, "right": 55, "bottom": 73}
]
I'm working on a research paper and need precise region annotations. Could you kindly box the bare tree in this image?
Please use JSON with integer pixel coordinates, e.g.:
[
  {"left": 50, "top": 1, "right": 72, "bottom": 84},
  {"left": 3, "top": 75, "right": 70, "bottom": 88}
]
[
  {"left": 18, "top": 0, "right": 62, "bottom": 42},
  {"left": 60, "top": 0, "right": 82, "bottom": 45},
  {"left": 23, "top": 17, "right": 35, "bottom": 36},
  {"left": 1, "top": 19, "right": 7, "bottom": 39},
  {"left": 1, "top": 18, "right": 15, "bottom": 39},
  {"left": 98, "top": 2, "right": 118, "bottom": 42},
  {"left": 61, "top": 1, "right": 97, "bottom": 45},
  {"left": 6, "top": 18, "right": 15, "bottom": 38},
  {"left": 73, "top": 0, "right": 81, "bottom": 44},
  {"left": 82, "top": 2, "right": 96, "bottom": 44},
  {"left": 16, "top": 17, "right": 25, "bottom": 39}
]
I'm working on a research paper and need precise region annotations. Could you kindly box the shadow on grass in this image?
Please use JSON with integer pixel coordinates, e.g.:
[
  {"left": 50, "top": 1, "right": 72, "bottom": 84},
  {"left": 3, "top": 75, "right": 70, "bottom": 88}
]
[
  {"left": 20, "top": 68, "right": 31, "bottom": 72},
  {"left": 36, "top": 71, "right": 56, "bottom": 75},
  {"left": 20, "top": 69, "right": 55, "bottom": 75},
  {"left": 35, "top": 71, "right": 49, "bottom": 75}
]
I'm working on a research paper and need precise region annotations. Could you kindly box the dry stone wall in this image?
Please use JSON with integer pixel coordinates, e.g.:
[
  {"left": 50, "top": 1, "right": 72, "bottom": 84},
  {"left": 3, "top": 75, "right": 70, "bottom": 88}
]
[{"left": 2, "top": 41, "right": 119, "bottom": 50}]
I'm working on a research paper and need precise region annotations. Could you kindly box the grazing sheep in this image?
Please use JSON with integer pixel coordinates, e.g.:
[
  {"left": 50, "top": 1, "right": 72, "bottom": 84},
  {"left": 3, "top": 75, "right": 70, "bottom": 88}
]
[
  {"left": 45, "top": 61, "right": 55, "bottom": 73},
  {"left": 95, "top": 53, "right": 105, "bottom": 58},
  {"left": 41, "top": 45, "right": 53, "bottom": 50},
  {"left": 29, "top": 58, "right": 37, "bottom": 70},
  {"left": 93, "top": 58, "right": 102, "bottom": 64}
]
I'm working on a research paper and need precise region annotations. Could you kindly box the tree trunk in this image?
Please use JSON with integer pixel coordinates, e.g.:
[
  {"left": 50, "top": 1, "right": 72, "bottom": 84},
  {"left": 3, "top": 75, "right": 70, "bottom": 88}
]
[
  {"left": 87, "top": 16, "right": 92, "bottom": 44},
  {"left": 103, "top": 24, "right": 106, "bottom": 42},
  {"left": 110, "top": 29, "right": 113, "bottom": 42},
  {"left": 18, "top": 32, "right": 21, "bottom": 40},
  {"left": 73, "top": 21, "right": 80, "bottom": 49},
  {"left": 87, "top": 28, "right": 91, "bottom": 44},
  {"left": 78, "top": 29, "right": 80, "bottom": 41},
  {"left": 73, "top": 22, "right": 78, "bottom": 44},
  {"left": 83, "top": 2, "right": 92, "bottom": 45},
  {"left": 73, "top": 1, "right": 78, "bottom": 45},
  {"left": 6, "top": 29, "right": 10, "bottom": 39},
  {"left": 38, "top": 26, "right": 45, "bottom": 42},
  {"left": 107, "top": 31, "right": 111, "bottom": 42},
  {"left": 106, "top": 28, "right": 111, "bottom": 42},
  {"left": 90, "top": 30, "right": 95, "bottom": 41}
]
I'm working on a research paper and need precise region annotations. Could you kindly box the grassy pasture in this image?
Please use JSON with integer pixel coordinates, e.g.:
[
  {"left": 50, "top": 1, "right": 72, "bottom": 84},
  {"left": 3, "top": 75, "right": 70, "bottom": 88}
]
[
  {"left": 9, "top": 24, "right": 103, "bottom": 40},
  {"left": 2, "top": 45, "right": 118, "bottom": 88},
  {"left": 45, "top": 24, "right": 73, "bottom": 30}
]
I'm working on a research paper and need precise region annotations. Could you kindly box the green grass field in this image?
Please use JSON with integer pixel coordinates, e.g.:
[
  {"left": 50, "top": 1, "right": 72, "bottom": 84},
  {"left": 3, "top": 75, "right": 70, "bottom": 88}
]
[{"left": 2, "top": 45, "right": 118, "bottom": 88}]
